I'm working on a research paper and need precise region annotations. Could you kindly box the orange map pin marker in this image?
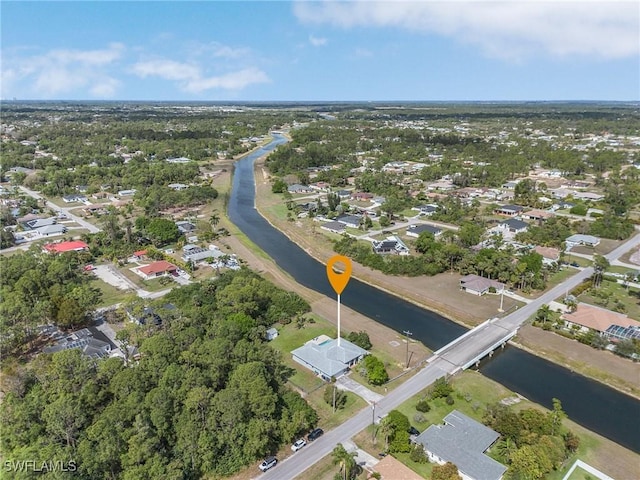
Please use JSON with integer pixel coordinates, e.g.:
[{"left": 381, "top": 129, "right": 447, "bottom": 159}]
[{"left": 326, "top": 255, "right": 352, "bottom": 295}]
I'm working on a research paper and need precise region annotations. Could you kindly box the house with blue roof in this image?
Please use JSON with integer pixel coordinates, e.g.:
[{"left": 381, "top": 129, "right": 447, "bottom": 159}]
[{"left": 291, "top": 335, "right": 368, "bottom": 380}]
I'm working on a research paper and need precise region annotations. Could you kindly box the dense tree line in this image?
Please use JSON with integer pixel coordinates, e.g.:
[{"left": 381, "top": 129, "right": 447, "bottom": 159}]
[
  {"left": 1, "top": 270, "right": 316, "bottom": 479},
  {"left": 0, "top": 248, "right": 100, "bottom": 357},
  {"left": 484, "top": 400, "right": 579, "bottom": 480},
  {"left": 334, "top": 234, "right": 550, "bottom": 291}
]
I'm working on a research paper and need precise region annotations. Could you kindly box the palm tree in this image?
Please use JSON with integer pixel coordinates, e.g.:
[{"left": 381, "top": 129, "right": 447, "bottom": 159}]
[
  {"left": 209, "top": 210, "right": 220, "bottom": 231},
  {"left": 495, "top": 437, "right": 516, "bottom": 461},
  {"left": 331, "top": 444, "right": 357, "bottom": 480},
  {"left": 592, "top": 254, "right": 610, "bottom": 289}
]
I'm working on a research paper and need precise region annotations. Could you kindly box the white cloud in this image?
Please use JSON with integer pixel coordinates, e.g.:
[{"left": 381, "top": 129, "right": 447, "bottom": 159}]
[
  {"left": 293, "top": 1, "right": 640, "bottom": 61},
  {"left": 354, "top": 47, "right": 373, "bottom": 58},
  {"left": 1, "top": 43, "right": 124, "bottom": 98},
  {"left": 131, "top": 59, "right": 200, "bottom": 81},
  {"left": 185, "top": 68, "right": 270, "bottom": 93},
  {"left": 309, "top": 35, "right": 328, "bottom": 47},
  {"left": 131, "top": 58, "right": 269, "bottom": 93}
]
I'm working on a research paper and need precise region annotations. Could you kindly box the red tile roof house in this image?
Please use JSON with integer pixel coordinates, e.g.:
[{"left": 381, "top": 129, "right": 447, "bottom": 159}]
[
  {"left": 43, "top": 240, "right": 89, "bottom": 254},
  {"left": 561, "top": 303, "right": 640, "bottom": 341},
  {"left": 137, "top": 261, "right": 178, "bottom": 280}
]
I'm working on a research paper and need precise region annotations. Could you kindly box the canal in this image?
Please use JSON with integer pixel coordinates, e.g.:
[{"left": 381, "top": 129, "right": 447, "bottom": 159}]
[{"left": 228, "top": 135, "right": 640, "bottom": 453}]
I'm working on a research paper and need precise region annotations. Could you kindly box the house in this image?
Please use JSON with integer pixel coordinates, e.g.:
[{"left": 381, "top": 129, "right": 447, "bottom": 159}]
[
  {"left": 522, "top": 209, "right": 554, "bottom": 222},
  {"left": 266, "top": 327, "right": 279, "bottom": 341},
  {"left": 414, "top": 410, "right": 506, "bottom": 480},
  {"left": 335, "top": 214, "right": 362, "bottom": 229},
  {"left": 131, "top": 250, "right": 147, "bottom": 261},
  {"left": 138, "top": 260, "right": 178, "bottom": 279},
  {"left": 166, "top": 157, "right": 192, "bottom": 164},
  {"left": 375, "top": 455, "right": 424, "bottom": 480},
  {"left": 412, "top": 204, "right": 439, "bottom": 216},
  {"left": 460, "top": 274, "right": 505, "bottom": 296},
  {"left": 22, "top": 217, "right": 56, "bottom": 230},
  {"left": 168, "top": 183, "right": 188, "bottom": 191},
  {"left": 291, "top": 335, "right": 368, "bottom": 380},
  {"left": 182, "top": 244, "right": 223, "bottom": 263},
  {"left": 310, "top": 181, "right": 331, "bottom": 192},
  {"left": 117, "top": 189, "right": 137, "bottom": 197},
  {"left": 43, "top": 240, "right": 89, "bottom": 254},
  {"left": 534, "top": 246, "right": 561, "bottom": 265},
  {"left": 565, "top": 234, "right": 600, "bottom": 248},
  {"left": 43, "top": 328, "right": 113, "bottom": 359},
  {"left": 406, "top": 224, "right": 442, "bottom": 238},
  {"left": 287, "top": 184, "right": 313, "bottom": 194},
  {"left": 493, "top": 205, "right": 524, "bottom": 216},
  {"left": 351, "top": 192, "right": 374, "bottom": 201},
  {"left": 83, "top": 204, "right": 108, "bottom": 215},
  {"left": 573, "top": 191, "right": 605, "bottom": 201},
  {"left": 336, "top": 189, "right": 351, "bottom": 199},
  {"left": 372, "top": 236, "right": 410, "bottom": 255},
  {"left": 175, "top": 221, "right": 197, "bottom": 234},
  {"left": 127, "top": 306, "right": 163, "bottom": 326},
  {"left": 561, "top": 303, "right": 640, "bottom": 341},
  {"left": 497, "top": 218, "right": 529, "bottom": 235},
  {"left": 501, "top": 180, "right": 520, "bottom": 190},
  {"left": 62, "top": 194, "right": 87, "bottom": 203},
  {"left": 36, "top": 224, "right": 67, "bottom": 237},
  {"left": 320, "top": 221, "right": 346, "bottom": 234}
]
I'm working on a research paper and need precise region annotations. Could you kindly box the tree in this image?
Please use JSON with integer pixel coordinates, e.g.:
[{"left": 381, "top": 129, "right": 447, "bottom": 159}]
[
  {"left": 592, "top": 254, "right": 610, "bottom": 289},
  {"left": 548, "top": 398, "right": 566, "bottom": 436},
  {"left": 331, "top": 443, "right": 358, "bottom": 480},
  {"left": 431, "top": 462, "right": 461, "bottom": 480},
  {"left": 271, "top": 178, "right": 287, "bottom": 193},
  {"left": 346, "top": 331, "right": 372, "bottom": 350},
  {"left": 508, "top": 445, "right": 545, "bottom": 480},
  {"left": 360, "top": 355, "right": 388, "bottom": 385},
  {"left": 146, "top": 218, "right": 180, "bottom": 246},
  {"left": 378, "top": 215, "right": 390, "bottom": 228},
  {"left": 324, "top": 384, "right": 347, "bottom": 412},
  {"left": 209, "top": 210, "right": 220, "bottom": 230}
]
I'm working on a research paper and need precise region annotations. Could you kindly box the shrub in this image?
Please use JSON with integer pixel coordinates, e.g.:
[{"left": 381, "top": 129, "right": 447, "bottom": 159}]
[
  {"left": 414, "top": 413, "right": 426, "bottom": 424},
  {"left": 347, "top": 331, "right": 372, "bottom": 350},
  {"left": 416, "top": 399, "right": 431, "bottom": 413},
  {"left": 445, "top": 395, "right": 455, "bottom": 405},
  {"left": 409, "top": 444, "right": 429, "bottom": 464}
]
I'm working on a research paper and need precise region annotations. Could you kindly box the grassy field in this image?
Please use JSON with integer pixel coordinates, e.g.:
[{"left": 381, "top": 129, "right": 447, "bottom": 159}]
[
  {"left": 578, "top": 280, "right": 640, "bottom": 320},
  {"left": 91, "top": 277, "right": 129, "bottom": 307}
]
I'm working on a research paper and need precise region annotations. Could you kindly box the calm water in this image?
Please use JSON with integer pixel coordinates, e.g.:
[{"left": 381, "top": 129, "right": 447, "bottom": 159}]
[{"left": 228, "top": 135, "right": 640, "bottom": 453}]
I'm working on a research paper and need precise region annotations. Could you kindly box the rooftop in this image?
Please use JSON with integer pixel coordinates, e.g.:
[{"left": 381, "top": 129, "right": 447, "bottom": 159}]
[{"left": 415, "top": 410, "right": 506, "bottom": 480}]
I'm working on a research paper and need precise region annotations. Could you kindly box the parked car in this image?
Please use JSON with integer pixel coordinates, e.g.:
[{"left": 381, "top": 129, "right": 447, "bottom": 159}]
[
  {"left": 258, "top": 456, "right": 277, "bottom": 472},
  {"left": 291, "top": 438, "right": 306, "bottom": 452},
  {"left": 307, "top": 428, "right": 324, "bottom": 441},
  {"left": 408, "top": 426, "right": 420, "bottom": 436}
]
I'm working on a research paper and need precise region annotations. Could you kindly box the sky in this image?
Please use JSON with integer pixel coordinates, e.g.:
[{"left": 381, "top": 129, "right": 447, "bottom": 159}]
[{"left": 1, "top": 1, "right": 639, "bottom": 102}]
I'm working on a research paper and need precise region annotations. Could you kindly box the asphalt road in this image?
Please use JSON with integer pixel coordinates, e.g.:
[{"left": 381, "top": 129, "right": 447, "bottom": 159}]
[
  {"left": 258, "top": 228, "right": 640, "bottom": 480},
  {"left": 19, "top": 185, "right": 101, "bottom": 233}
]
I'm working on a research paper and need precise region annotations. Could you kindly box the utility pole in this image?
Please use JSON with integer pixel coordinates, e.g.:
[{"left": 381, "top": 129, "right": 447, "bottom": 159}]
[
  {"left": 371, "top": 401, "right": 376, "bottom": 443},
  {"left": 403, "top": 330, "right": 413, "bottom": 369}
]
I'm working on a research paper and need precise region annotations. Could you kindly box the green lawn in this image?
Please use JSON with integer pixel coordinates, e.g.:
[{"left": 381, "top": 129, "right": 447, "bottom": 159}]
[
  {"left": 269, "top": 320, "right": 336, "bottom": 393},
  {"left": 578, "top": 281, "right": 640, "bottom": 320},
  {"left": 91, "top": 278, "right": 129, "bottom": 307},
  {"left": 547, "top": 268, "right": 578, "bottom": 288},
  {"left": 306, "top": 386, "right": 368, "bottom": 431},
  {"left": 564, "top": 466, "right": 594, "bottom": 480}
]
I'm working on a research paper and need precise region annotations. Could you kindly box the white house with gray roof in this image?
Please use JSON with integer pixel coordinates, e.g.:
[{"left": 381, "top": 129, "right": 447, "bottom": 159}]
[
  {"left": 291, "top": 335, "right": 368, "bottom": 380},
  {"left": 414, "top": 410, "right": 506, "bottom": 480}
]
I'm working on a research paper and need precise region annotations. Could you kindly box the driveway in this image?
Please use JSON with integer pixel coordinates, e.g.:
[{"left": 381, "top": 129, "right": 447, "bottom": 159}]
[
  {"left": 93, "top": 265, "right": 137, "bottom": 292},
  {"left": 336, "top": 375, "right": 384, "bottom": 404}
]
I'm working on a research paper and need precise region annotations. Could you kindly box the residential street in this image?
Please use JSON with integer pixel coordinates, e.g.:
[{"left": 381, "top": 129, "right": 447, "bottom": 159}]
[{"left": 258, "top": 227, "right": 640, "bottom": 479}]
